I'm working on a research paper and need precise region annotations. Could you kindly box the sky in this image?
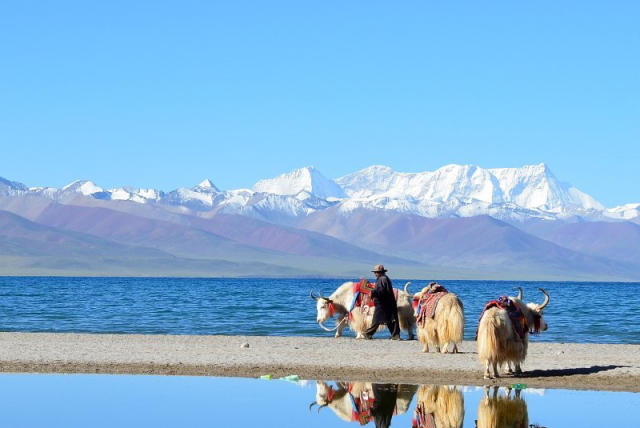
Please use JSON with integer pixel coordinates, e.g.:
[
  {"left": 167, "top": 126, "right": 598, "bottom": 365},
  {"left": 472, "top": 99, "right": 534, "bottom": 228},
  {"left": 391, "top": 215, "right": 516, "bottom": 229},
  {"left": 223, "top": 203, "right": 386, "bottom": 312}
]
[{"left": 0, "top": 1, "right": 638, "bottom": 206}]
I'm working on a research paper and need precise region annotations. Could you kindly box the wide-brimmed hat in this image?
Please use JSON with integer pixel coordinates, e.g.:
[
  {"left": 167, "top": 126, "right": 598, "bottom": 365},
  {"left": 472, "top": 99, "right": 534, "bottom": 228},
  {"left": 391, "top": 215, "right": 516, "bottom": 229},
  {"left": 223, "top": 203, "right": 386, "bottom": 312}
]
[{"left": 371, "top": 264, "right": 387, "bottom": 273}]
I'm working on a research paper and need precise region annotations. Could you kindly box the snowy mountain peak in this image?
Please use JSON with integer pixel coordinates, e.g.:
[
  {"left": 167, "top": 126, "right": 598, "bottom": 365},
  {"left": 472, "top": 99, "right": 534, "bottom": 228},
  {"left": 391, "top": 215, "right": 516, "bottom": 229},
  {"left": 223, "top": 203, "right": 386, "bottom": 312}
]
[
  {"left": 337, "top": 163, "right": 605, "bottom": 217},
  {"left": 0, "top": 176, "right": 28, "bottom": 192},
  {"left": 62, "top": 180, "right": 103, "bottom": 196},
  {"left": 195, "top": 179, "right": 219, "bottom": 192},
  {"left": 1, "top": 162, "right": 635, "bottom": 222},
  {"left": 254, "top": 166, "right": 346, "bottom": 199}
]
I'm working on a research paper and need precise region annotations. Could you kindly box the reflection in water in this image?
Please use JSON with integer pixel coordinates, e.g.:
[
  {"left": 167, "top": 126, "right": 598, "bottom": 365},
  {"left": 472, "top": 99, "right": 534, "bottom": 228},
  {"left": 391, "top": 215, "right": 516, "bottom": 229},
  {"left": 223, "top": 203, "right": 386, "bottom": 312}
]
[
  {"left": 413, "top": 385, "right": 464, "bottom": 428},
  {"left": 312, "top": 382, "right": 549, "bottom": 428},
  {"left": 476, "top": 387, "right": 538, "bottom": 428},
  {"left": 0, "top": 374, "right": 638, "bottom": 427},
  {"left": 311, "top": 381, "right": 418, "bottom": 426}
]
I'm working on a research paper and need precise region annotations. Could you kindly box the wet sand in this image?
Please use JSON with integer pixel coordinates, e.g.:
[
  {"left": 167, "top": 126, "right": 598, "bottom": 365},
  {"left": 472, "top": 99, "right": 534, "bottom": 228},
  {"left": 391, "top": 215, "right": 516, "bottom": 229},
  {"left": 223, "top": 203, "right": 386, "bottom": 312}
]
[{"left": 0, "top": 333, "right": 638, "bottom": 392}]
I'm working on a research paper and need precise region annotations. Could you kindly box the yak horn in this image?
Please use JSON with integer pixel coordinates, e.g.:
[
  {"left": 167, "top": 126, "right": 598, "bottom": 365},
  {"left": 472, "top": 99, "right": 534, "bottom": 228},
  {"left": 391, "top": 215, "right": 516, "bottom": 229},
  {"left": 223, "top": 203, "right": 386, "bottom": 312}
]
[
  {"left": 515, "top": 287, "right": 523, "bottom": 300},
  {"left": 318, "top": 404, "right": 328, "bottom": 412},
  {"left": 404, "top": 282, "right": 411, "bottom": 293},
  {"left": 538, "top": 288, "right": 550, "bottom": 309},
  {"left": 309, "top": 402, "right": 317, "bottom": 411},
  {"left": 310, "top": 290, "right": 319, "bottom": 301},
  {"left": 318, "top": 290, "right": 332, "bottom": 301}
]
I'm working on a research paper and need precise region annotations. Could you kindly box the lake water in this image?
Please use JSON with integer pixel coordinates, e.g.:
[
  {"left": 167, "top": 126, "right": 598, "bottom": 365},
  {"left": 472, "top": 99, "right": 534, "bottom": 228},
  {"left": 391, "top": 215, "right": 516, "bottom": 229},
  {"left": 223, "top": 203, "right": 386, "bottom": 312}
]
[
  {"left": 1, "top": 277, "right": 639, "bottom": 343},
  {"left": 0, "top": 374, "right": 638, "bottom": 427}
]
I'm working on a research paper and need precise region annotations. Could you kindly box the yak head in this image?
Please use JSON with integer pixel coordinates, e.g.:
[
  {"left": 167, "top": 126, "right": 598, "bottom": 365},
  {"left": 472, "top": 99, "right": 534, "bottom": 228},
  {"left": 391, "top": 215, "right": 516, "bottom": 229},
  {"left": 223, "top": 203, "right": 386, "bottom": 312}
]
[
  {"left": 515, "top": 287, "right": 550, "bottom": 333},
  {"left": 309, "top": 381, "right": 347, "bottom": 412},
  {"left": 310, "top": 290, "right": 334, "bottom": 324}
]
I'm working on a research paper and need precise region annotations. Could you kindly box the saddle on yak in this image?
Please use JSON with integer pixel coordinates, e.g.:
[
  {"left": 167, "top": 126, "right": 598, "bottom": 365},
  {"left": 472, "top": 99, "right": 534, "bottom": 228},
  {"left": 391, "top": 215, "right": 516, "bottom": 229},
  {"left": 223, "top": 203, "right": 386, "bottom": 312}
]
[
  {"left": 347, "top": 278, "right": 398, "bottom": 320},
  {"left": 476, "top": 295, "right": 527, "bottom": 340},
  {"left": 413, "top": 284, "right": 449, "bottom": 328},
  {"left": 412, "top": 402, "right": 436, "bottom": 428},
  {"left": 348, "top": 386, "right": 375, "bottom": 425},
  {"left": 348, "top": 384, "right": 398, "bottom": 426}
]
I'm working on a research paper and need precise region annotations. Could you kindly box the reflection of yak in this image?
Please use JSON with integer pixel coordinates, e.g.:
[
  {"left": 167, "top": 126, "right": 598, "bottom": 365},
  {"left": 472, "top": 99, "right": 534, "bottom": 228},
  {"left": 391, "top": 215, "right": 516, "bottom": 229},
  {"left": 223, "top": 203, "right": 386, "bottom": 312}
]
[
  {"left": 311, "top": 381, "right": 417, "bottom": 425},
  {"left": 412, "top": 385, "right": 464, "bottom": 428},
  {"left": 476, "top": 387, "right": 528, "bottom": 428}
]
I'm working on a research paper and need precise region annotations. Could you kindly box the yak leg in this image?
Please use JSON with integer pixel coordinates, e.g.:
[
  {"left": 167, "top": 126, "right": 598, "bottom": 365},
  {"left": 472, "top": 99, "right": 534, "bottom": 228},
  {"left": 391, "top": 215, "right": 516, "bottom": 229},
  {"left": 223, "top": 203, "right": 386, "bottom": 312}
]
[
  {"left": 506, "top": 362, "right": 514, "bottom": 375},
  {"left": 422, "top": 342, "right": 429, "bottom": 353},
  {"left": 335, "top": 315, "right": 347, "bottom": 338},
  {"left": 452, "top": 343, "right": 459, "bottom": 353},
  {"left": 441, "top": 342, "right": 450, "bottom": 354},
  {"left": 514, "top": 362, "right": 523, "bottom": 375},
  {"left": 483, "top": 361, "right": 492, "bottom": 379},
  {"left": 492, "top": 361, "right": 500, "bottom": 378}
]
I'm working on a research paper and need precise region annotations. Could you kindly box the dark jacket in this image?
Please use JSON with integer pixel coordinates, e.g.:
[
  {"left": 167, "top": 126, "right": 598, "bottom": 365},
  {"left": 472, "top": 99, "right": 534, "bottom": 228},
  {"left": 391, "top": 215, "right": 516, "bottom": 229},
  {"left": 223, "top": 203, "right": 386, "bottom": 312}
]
[
  {"left": 371, "top": 274, "right": 398, "bottom": 323},
  {"left": 371, "top": 383, "right": 398, "bottom": 428}
]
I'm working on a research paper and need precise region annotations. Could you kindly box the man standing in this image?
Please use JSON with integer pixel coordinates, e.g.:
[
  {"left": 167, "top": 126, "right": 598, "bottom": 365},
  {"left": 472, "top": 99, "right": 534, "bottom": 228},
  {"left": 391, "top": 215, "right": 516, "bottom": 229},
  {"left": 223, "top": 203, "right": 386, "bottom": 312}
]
[{"left": 365, "top": 264, "right": 400, "bottom": 340}]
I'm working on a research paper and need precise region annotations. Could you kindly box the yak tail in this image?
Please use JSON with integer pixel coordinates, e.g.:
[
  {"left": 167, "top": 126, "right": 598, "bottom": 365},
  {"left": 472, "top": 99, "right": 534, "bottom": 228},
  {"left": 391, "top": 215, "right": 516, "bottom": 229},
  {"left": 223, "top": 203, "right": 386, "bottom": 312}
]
[
  {"left": 404, "top": 282, "right": 412, "bottom": 294},
  {"left": 477, "top": 308, "right": 502, "bottom": 364},
  {"left": 439, "top": 296, "right": 464, "bottom": 344}
]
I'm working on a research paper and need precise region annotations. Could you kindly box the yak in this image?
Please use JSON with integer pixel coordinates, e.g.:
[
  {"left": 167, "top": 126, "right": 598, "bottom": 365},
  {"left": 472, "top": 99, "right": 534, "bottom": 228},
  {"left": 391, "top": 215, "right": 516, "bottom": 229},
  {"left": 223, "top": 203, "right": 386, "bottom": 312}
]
[
  {"left": 413, "top": 282, "right": 465, "bottom": 353},
  {"left": 310, "top": 281, "right": 416, "bottom": 339},
  {"left": 477, "top": 287, "right": 549, "bottom": 379}
]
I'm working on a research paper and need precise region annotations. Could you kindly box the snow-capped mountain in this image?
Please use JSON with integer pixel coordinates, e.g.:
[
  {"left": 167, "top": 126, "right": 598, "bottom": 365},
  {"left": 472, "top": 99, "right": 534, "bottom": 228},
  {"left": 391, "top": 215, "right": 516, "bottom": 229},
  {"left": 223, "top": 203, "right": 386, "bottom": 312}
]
[
  {"left": 254, "top": 166, "right": 346, "bottom": 199},
  {"left": 336, "top": 163, "right": 605, "bottom": 220},
  {"left": 0, "top": 177, "right": 28, "bottom": 195},
  {"left": 605, "top": 203, "right": 640, "bottom": 221},
  {"left": 1, "top": 163, "right": 638, "bottom": 223}
]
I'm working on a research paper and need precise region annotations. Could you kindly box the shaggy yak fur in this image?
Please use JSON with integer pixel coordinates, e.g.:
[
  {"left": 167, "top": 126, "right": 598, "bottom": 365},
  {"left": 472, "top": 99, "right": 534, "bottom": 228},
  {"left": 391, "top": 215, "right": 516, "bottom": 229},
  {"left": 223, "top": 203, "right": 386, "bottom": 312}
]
[
  {"left": 311, "top": 281, "right": 416, "bottom": 339},
  {"left": 476, "top": 287, "right": 549, "bottom": 379},
  {"left": 414, "top": 282, "right": 465, "bottom": 353}
]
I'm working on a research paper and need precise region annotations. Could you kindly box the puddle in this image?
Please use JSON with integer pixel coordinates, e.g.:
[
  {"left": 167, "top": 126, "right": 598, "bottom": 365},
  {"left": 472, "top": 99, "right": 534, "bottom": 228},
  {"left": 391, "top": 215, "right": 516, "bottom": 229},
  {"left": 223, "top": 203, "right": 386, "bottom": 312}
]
[{"left": 0, "top": 374, "right": 637, "bottom": 427}]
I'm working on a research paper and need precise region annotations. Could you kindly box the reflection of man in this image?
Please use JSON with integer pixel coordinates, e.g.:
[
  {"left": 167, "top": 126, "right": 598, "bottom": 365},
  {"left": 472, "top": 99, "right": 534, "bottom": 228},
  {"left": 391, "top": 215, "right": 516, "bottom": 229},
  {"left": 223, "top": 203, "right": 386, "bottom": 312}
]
[
  {"left": 365, "top": 264, "right": 400, "bottom": 340},
  {"left": 371, "top": 383, "right": 398, "bottom": 428}
]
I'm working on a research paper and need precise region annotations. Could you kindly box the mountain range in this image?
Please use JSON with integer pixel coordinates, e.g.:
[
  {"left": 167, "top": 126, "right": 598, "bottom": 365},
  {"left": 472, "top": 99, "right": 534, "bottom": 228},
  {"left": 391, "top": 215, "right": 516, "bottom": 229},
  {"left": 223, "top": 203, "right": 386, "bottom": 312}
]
[{"left": 1, "top": 164, "right": 639, "bottom": 280}]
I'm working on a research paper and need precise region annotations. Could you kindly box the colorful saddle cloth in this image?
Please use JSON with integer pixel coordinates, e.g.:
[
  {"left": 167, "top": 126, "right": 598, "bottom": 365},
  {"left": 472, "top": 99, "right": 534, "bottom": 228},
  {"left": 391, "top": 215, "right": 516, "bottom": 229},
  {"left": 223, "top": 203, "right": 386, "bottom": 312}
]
[
  {"left": 348, "top": 278, "right": 398, "bottom": 315},
  {"left": 476, "top": 295, "right": 527, "bottom": 340},
  {"left": 348, "top": 384, "right": 398, "bottom": 426},
  {"left": 414, "top": 285, "right": 449, "bottom": 327},
  {"left": 412, "top": 403, "right": 437, "bottom": 428}
]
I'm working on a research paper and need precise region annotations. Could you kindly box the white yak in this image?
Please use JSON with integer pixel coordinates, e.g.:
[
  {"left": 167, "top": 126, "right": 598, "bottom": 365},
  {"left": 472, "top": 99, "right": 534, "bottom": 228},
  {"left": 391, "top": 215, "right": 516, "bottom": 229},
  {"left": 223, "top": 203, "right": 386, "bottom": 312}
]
[
  {"left": 477, "top": 287, "right": 549, "bottom": 379},
  {"left": 310, "top": 281, "right": 416, "bottom": 339}
]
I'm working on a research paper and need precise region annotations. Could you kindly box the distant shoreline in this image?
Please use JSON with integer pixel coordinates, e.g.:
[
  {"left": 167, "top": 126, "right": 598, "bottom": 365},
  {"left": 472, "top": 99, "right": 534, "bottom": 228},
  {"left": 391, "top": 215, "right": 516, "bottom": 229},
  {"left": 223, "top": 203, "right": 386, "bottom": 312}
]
[
  {"left": 1, "top": 333, "right": 638, "bottom": 392},
  {"left": 2, "top": 274, "right": 640, "bottom": 283}
]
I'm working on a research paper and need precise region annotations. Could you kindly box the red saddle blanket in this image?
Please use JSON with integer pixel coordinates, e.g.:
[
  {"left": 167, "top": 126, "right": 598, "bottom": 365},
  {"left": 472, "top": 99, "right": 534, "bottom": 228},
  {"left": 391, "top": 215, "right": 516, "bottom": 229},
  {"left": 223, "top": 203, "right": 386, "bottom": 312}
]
[
  {"left": 349, "top": 278, "right": 399, "bottom": 315},
  {"left": 415, "top": 288, "right": 448, "bottom": 327},
  {"left": 412, "top": 403, "right": 437, "bottom": 428},
  {"left": 476, "top": 296, "right": 527, "bottom": 340}
]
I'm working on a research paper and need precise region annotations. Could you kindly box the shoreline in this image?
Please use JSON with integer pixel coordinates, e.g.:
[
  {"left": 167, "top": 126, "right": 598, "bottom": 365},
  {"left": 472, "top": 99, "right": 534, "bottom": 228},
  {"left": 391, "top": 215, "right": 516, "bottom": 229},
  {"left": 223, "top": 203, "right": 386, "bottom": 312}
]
[{"left": 1, "top": 332, "right": 639, "bottom": 392}]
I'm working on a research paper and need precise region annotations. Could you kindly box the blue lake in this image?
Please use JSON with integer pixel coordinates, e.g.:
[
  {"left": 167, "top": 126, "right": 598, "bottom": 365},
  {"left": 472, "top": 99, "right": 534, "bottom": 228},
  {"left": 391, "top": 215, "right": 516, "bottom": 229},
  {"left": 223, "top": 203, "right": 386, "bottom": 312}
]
[
  {"left": 1, "top": 277, "right": 639, "bottom": 343},
  {"left": 0, "top": 374, "right": 638, "bottom": 427}
]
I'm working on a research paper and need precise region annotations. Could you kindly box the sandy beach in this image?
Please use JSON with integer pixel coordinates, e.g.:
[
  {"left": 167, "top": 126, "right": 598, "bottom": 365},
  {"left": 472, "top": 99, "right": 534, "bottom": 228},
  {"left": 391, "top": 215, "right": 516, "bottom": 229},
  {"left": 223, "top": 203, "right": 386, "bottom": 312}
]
[{"left": 0, "top": 332, "right": 638, "bottom": 392}]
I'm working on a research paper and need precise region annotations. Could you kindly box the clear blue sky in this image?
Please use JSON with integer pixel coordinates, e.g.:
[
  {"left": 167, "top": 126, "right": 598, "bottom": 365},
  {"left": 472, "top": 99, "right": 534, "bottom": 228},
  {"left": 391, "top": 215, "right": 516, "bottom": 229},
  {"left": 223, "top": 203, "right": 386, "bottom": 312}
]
[{"left": 1, "top": 1, "right": 638, "bottom": 206}]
